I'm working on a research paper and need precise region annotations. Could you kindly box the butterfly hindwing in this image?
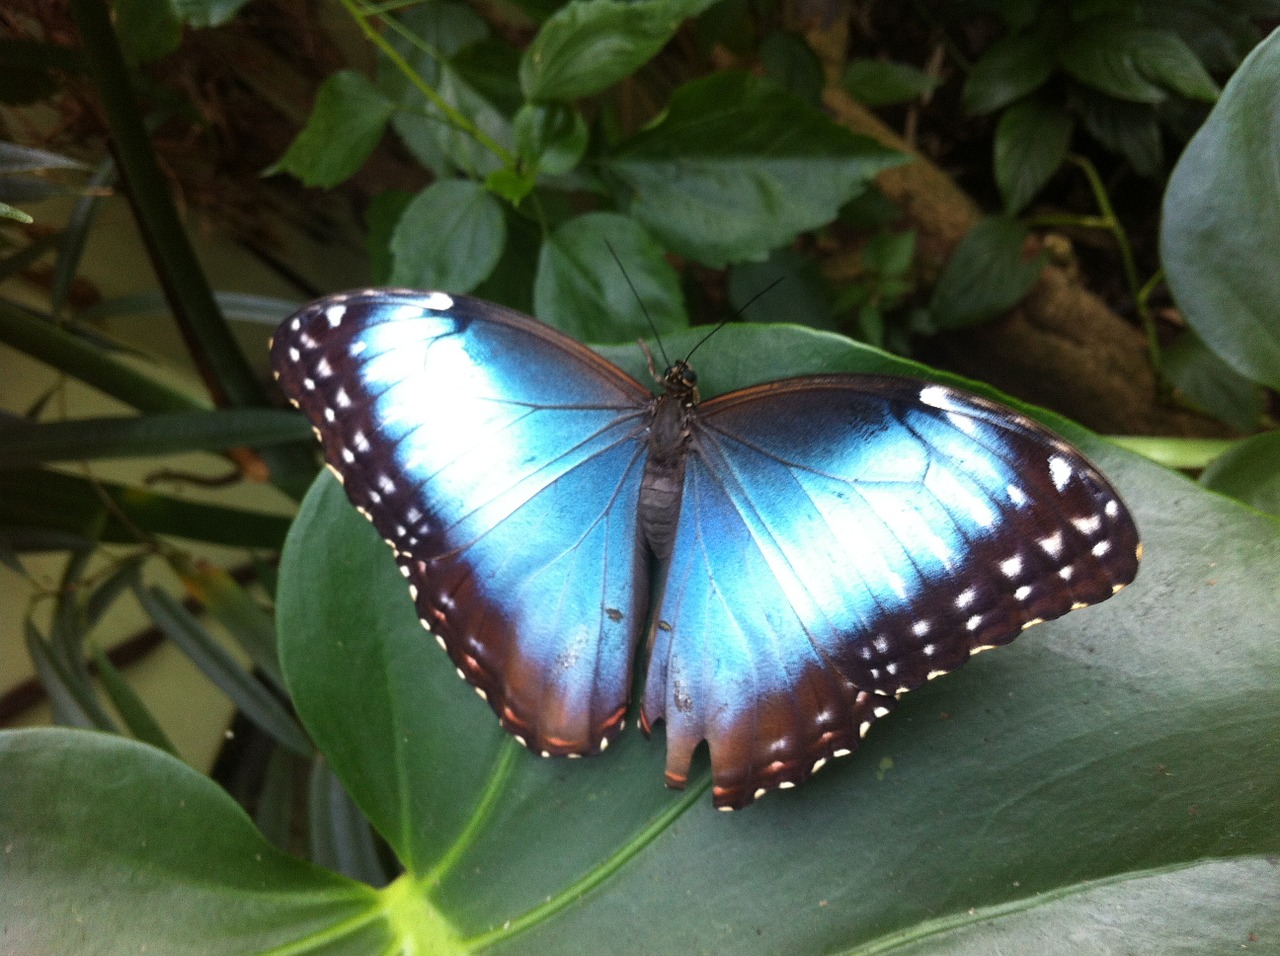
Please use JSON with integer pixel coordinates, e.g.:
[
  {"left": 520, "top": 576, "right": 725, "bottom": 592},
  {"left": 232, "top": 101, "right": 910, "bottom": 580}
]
[
  {"left": 641, "top": 376, "right": 1140, "bottom": 809},
  {"left": 271, "top": 290, "right": 655, "bottom": 755}
]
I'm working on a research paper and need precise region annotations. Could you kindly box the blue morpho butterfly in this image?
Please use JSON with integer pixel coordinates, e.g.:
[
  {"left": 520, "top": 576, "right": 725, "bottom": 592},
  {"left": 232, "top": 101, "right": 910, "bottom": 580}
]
[{"left": 270, "top": 288, "right": 1140, "bottom": 810}]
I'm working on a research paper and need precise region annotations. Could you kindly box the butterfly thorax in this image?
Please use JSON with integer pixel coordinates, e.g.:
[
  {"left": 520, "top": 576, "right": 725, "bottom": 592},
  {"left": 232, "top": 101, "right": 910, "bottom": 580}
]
[{"left": 638, "top": 366, "right": 697, "bottom": 562}]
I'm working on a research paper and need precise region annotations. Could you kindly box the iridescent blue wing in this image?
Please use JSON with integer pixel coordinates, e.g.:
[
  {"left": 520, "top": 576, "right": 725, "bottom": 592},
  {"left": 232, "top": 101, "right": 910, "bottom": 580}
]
[
  {"left": 271, "top": 290, "right": 654, "bottom": 755},
  {"left": 641, "top": 376, "right": 1140, "bottom": 809}
]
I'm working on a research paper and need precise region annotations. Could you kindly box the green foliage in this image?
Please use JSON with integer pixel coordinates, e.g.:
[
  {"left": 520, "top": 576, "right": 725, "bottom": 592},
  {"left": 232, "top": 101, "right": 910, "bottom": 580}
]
[
  {"left": 961, "top": 0, "right": 1272, "bottom": 209},
  {"left": 1, "top": 0, "right": 1277, "bottom": 952},
  {"left": 267, "top": 70, "right": 395, "bottom": 188},
  {"left": 841, "top": 59, "right": 942, "bottom": 107},
  {"left": 925, "top": 216, "right": 1045, "bottom": 330}
]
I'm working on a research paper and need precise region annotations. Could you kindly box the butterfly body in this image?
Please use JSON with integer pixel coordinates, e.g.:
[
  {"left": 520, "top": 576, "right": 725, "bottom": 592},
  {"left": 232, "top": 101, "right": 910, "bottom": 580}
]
[{"left": 271, "top": 289, "right": 1140, "bottom": 809}]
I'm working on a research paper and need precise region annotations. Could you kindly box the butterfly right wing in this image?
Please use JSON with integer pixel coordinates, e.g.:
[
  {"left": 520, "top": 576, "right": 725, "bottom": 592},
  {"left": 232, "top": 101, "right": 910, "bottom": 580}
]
[{"left": 271, "top": 290, "right": 654, "bottom": 756}]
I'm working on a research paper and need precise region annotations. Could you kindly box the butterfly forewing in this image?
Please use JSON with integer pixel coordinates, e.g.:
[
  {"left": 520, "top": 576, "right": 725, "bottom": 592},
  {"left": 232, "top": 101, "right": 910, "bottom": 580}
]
[
  {"left": 271, "top": 290, "right": 655, "bottom": 756},
  {"left": 641, "top": 376, "right": 1140, "bottom": 809}
]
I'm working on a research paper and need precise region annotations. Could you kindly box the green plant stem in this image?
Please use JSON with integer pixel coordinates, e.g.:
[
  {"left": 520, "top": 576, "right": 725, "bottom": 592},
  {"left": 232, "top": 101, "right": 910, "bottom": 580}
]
[
  {"left": 67, "top": 0, "right": 317, "bottom": 499},
  {"left": 340, "top": 0, "right": 516, "bottom": 168},
  {"left": 1069, "top": 155, "right": 1163, "bottom": 376}
]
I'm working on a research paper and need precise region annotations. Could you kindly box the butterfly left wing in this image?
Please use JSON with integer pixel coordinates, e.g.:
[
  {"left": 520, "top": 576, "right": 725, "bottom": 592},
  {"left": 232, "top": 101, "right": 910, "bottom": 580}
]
[
  {"left": 271, "top": 290, "right": 655, "bottom": 757},
  {"left": 640, "top": 375, "right": 1140, "bottom": 810}
]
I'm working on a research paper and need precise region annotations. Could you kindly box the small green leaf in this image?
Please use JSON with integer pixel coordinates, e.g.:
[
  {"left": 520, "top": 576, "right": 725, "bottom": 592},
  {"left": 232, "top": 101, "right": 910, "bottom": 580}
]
[
  {"left": 842, "top": 59, "right": 941, "bottom": 107},
  {"left": 173, "top": 556, "right": 285, "bottom": 691},
  {"left": 170, "top": 0, "right": 253, "bottom": 27},
  {"left": 514, "top": 102, "right": 588, "bottom": 175},
  {"left": 24, "top": 620, "right": 110, "bottom": 731},
  {"left": 390, "top": 179, "right": 506, "bottom": 293},
  {"left": 534, "top": 212, "right": 686, "bottom": 341},
  {"left": 1162, "top": 331, "right": 1264, "bottom": 432},
  {"left": 0, "top": 409, "right": 312, "bottom": 469},
  {"left": 605, "top": 72, "right": 905, "bottom": 267},
  {"left": 0, "top": 142, "right": 90, "bottom": 174},
  {"left": 1161, "top": 25, "right": 1280, "bottom": 390},
  {"left": 115, "top": 0, "right": 182, "bottom": 64},
  {"left": 964, "top": 29, "right": 1057, "bottom": 114},
  {"left": 1200, "top": 431, "right": 1280, "bottom": 519},
  {"left": 0, "top": 468, "right": 293, "bottom": 549},
  {"left": 268, "top": 70, "right": 393, "bottom": 188},
  {"left": 134, "top": 585, "right": 312, "bottom": 757},
  {"left": 90, "top": 642, "right": 180, "bottom": 756},
  {"left": 995, "top": 95, "right": 1074, "bottom": 213},
  {"left": 484, "top": 167, "right": 537, "bottom": 205},
  {"left": 1059, "top": 21, "right": 1171, "bottom": 103},
  {"left": 1130, "top": 28, "right": 1220, "bottom": 102},
  {"left": 928, "top": 216, "right": 1044, "bottom": 330},
  {"left": 760, "top": 31, "right": 824, "bottom": 106},
  {"left": 520, "top": 0, "right": 717, "bottom": 101},
  {"left": 0, "top": 201, "right": 32, "bottom": 223},
  {"left": 1073, "top": 89, "right": 1162, "bottom": 175}
]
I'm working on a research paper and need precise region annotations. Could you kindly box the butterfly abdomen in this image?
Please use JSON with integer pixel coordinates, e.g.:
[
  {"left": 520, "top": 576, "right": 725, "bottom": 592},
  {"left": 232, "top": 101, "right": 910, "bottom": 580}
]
[{"left": 639, "top": 391, "right": 692, "bottom": 561}]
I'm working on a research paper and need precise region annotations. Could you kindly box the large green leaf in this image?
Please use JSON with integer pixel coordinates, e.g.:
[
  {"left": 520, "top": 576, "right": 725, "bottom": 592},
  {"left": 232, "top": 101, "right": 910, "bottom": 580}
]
[
  {"left": 274, "top": 323, "right": 1279, "bottom": 952},
  {"left": 1161, "top": 25, "right": 1280, "bottom": 390},
  {"left": 0, "top": 728, "right": 407, "bottom": 954},
  {"left": 603, "top": 73, "right": 904, "bottom": 267},
  {"left": 269, "top": 70, "right": 395, "bottom": 189}
]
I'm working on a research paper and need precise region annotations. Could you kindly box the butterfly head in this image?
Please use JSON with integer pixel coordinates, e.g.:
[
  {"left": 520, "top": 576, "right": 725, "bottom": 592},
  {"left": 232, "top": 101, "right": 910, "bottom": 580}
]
[{"left": 662, "top": 360, "right": 699, "bottom": 405}]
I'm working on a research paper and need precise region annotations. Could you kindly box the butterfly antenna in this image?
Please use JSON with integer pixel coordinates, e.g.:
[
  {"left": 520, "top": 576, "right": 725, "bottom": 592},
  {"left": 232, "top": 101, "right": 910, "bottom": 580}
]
[
  {"left": 605, "top": 239, "right": 673, "bottom": 369},
  {"left": 682, "top": 274, "right": 786, "bottom": 366}
]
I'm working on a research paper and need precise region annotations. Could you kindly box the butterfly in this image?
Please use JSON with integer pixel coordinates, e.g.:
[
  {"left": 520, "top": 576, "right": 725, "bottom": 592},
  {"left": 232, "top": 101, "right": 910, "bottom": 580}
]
[{"left": 270, "top": 288, "right": 1140, "bottom": 810}]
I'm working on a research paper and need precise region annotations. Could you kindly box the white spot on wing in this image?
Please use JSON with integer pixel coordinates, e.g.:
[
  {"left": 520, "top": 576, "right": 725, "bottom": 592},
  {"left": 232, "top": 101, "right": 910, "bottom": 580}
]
[
  {"left": 325, "top": 304, "right": 345, "bottom": 327},
  {"left": 1049, "top": 455, "right": 1073, "bottom": 491},
  {"left": 955, "top": 587, "right": 976, "bottom": 609},
  {"left": 1007, "top": 484, "right": 1028, "bottom": 506},
  {"left": 423, "top": 291, "right": 455, "bottom": 312},
  {"left": 1074, "top": 515, "right": 1102, "bottom": 535},
  {"left": 1039, "top": 532, "right": 1063, "bottom": 556},
  {"left": 1000, "top": 556, "right": 1023, "bottom": 577}
]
